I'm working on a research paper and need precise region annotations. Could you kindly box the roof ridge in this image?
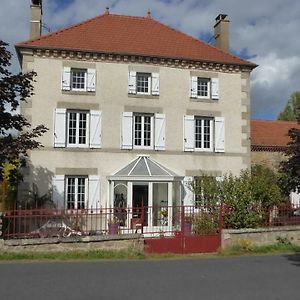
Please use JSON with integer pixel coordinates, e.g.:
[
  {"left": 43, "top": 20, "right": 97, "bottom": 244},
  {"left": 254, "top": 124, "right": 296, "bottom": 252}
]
[{"left": 149, "top": 17, "right": 254, "bottom": 66}]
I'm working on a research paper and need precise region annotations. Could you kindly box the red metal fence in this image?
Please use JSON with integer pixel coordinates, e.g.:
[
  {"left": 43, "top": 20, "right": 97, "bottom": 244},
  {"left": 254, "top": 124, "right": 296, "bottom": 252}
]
[{"left": 1, "top": 203, "right": 300, "bottom": 240}]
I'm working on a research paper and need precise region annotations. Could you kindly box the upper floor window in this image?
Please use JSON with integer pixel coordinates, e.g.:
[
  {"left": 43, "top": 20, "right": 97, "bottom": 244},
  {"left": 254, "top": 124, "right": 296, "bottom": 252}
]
[
  {"left": 190, "top": 76, "right": 219, "bottom": 100},
  {"left": 121, "top": 112, "right": 165, "bottom": 151},
  {"left": 54, "top": 108, "right": 101, "bottom": 149},
  {"left": 61, "top": 67, "right": 96, "bottom": 92},
  {"left": 128, "top": 71, "right": 159, "bottom": 96},
  {"left": 184, "top": 115, "right": 225, "bottom": 153}
]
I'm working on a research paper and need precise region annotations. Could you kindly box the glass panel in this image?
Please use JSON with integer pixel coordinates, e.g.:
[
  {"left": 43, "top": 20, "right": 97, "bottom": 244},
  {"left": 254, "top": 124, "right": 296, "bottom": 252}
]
[
  {"left": 197, "top": 78, "right": 209, "bottom": 97},
  {"left": 195, "top": 118, "right": 202, "bottom": 149},
  {"left": 144, "top": 116, "right": 151, "bottom": 146},
  {"left": 136, "top": 73, "right": 150, "bottom": 94},
  {"left": 67, "top": 177, "right": 75, "bottom": 209},
  {"left": 134, "top": 115, "right": 142, "bottom": 146},
  {"left": 77, "top": 177, "right": 86, "bottom": 209},
  {"left": 78, "top": 113, "right": 87, "bottom": 144},
  {"left": 130, "top": 157, "right": 149, "bottom": 176},
  {"left": 68, "top": 112, "right": 77, "bottom": 144},
  {"left": 203, "top": 119, "right": 211, "bottom": 149},
  {"left": 152, "top": 183, "right": 168, "bottom": 226},
  {"left": 71, "top": 69, "right": 86, "bottom": 90},
  {"left": 114, "top": 182, "right": 127, "bottom": 226}
]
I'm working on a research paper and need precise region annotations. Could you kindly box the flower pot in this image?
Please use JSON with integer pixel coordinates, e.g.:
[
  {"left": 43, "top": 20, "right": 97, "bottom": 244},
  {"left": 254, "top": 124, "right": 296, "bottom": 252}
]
[{"left": 108, "top": 223, "right": 119, "bottom": 235}]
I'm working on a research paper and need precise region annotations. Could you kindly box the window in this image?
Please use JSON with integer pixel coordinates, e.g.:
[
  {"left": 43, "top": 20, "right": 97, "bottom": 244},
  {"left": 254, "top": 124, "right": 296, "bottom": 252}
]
[
  {"left": 66, "top": 176, "right": 87, "bottom": 209},
  {"left": 67, "top": 111, "right": 89, "bottom": 147},
  {"left": 136, "top": 73, "right": 151, "bottom": 95},
  {"left": 54, "top": 109, "right": 102, "bottom": 149},
  {"left": 121, "top": 112, "right": 165, "bottom": 150},
  {"left": 62, "top": 67, "right": 96, "bottom": 92},
  {"left": 184, "top": 115, "right": 225, "bottom": 152},
  {"left": 71, "top": 69, "right": 86, "bottom": 91},
  {"left": 195, "top": 117, "right": 213, "bottom": 151},
  {"left": 133, "top": 114, "right": 153, "bottom": 149},
  {"left": 191, "top": 76, "right": 219, "bottom": 100},
  {"left": 128, "top": 71, "right": 159, "bottom": 96}
]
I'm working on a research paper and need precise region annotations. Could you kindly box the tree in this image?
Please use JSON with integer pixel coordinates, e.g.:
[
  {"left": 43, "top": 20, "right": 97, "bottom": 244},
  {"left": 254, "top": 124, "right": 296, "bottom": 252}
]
[
  {"left": 277, "top": 91, "right": 300, "bottom": 121},
  {"left": 0, "top": 40, "right": 47, "bottom": 181},
  {"left": 279, "top": 114, "right": 300, "bottom": 195}
]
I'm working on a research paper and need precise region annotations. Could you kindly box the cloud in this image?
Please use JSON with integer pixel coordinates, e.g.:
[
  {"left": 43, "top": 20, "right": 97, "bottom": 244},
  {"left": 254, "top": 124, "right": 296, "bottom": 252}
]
[{"left": 1, "top": 0, "right": 300, "bottom": 120}]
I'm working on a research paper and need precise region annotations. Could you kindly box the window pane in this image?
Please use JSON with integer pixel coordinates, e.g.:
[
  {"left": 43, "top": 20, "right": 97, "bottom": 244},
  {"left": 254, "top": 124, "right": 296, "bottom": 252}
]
[
  {"left": 67, "top": 178, "right": 75, "bottom": 209},
  {"left": 137, "top": 73, "right": 150, "bottom": 94},
  {"left": 77, "top": 177, "right": 86, "bottom": 209},
  {"left": 144, "top": 116, "right": 151, "bottom": 146},
  {"left": 195, "top": 118, "right": 202, "bottom": 149},
  {"left": 197, "top": 78, "right": 209, "bottom": 97},
  {"left": 71, "top": 69, "right": 86, "bottom": 90},
  {"left": 68, "top": 112, "right": 77, "bottom": 144},
  {"left": 134, "top": 115, "right": 142, "bottom": 146},
  {"left": 203, "top": 119, "right": 211, "bottom": 149},
  {"left": 78, "top": 113, "right": 87, "bottom": 144}
]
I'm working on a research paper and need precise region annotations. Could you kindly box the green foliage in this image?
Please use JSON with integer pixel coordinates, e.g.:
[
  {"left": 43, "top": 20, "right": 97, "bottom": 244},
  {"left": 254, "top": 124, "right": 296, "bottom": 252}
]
[
  {"left": 193, "top": 211, "right": 219, "bottom": 235},
  {"left": 277, "top": 91, "right": 300, "bottom": 121},
  {"left": 192, "top": 166, "right": 284, "bottom": 229}
]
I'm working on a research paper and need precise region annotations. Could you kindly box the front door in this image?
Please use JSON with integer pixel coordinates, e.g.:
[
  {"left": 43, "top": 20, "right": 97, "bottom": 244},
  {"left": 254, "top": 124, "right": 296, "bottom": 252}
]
[{"left": 133, "top": 184, "right": 149, "bottom": 226}]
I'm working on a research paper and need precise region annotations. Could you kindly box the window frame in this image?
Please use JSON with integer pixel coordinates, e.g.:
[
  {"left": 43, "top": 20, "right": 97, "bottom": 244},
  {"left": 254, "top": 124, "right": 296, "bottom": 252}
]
[
  {"left": 65, "top": 176, "right": 88, "bottom": 209},
  {"left": 194, "top": 117, "right": 214, "bottom": 152},
  {"left": 136, "top": 72, "right": 152, "bottom": 95},
  {"left": 133, "top": 113, "right": 154, "bottom": 150},
  {"left": 67, "top": 110, "right": 90, "bottom": 148},
  {"left": 70, "top": 68, "right": 87, "bottom": 92},
  {"left": 196, "top": 77, "right": 210, "bottom": 99}
]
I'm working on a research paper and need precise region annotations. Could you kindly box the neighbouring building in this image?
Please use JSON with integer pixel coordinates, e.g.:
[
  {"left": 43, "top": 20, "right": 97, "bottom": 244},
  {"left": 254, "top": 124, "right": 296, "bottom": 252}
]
[
  {"left": 16, "top": 1, "right": 256, "bottom": 228},
  {"left": 251, "top": 119, "right": 300, "bottom": 205}
]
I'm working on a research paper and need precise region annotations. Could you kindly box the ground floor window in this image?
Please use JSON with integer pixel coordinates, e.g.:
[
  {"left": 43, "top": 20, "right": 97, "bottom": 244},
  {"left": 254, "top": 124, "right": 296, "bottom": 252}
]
[{"left": 66, "top": 176, "right": 87, "bottom": 209}]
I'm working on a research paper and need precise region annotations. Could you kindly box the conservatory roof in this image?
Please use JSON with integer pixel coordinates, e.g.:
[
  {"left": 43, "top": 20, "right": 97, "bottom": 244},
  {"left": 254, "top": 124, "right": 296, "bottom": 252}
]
[{"left": 108, "top": 155, "right": 183, "bottom": 181}]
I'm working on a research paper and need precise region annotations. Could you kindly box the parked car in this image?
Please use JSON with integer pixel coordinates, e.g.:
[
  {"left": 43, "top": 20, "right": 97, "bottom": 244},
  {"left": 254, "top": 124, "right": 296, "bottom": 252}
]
[{"left": 28, "top": 220, "right": 82, "bottom": 238}]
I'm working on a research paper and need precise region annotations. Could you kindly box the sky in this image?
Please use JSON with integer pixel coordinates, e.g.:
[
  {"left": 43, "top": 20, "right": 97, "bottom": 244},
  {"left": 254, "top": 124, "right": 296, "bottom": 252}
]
[{"left": 1, "top": 0, "right": 300, "bottom": 120}]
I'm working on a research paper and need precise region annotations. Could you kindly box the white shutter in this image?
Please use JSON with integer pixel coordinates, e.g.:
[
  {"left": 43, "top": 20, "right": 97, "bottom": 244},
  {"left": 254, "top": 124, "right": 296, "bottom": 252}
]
[
  {"left": 155, "top": 113, "right": 165, "bottom": 150},
  {"left": 87, "top": 68, "right": 96, "bottom": 92},
  {"left": 90, "top": 110, "right": 101, "bottom": 148},
  {"left": 121, "top": 112, "right": 133, "bottom": 149},
  {"left": 54, "top": 108, "right": 66, "bottom": 147},
  {"left": 88, "top": 175, "right": 100, "bottom": 209},
  {"left": 214, "top": 117, "right": 225, "bottom": 152},
  {"left": 128, "top": 71, "right": 136, "bottom": 94},
  {"left": 52, "top": 175, "right": 65, "bottom": 209},
  {"left": 184, "top": 115, "right": 195, "bottom": 152},
  {"left": 211, "top": 78, "right": 219, "bottom": 100},
  {"left": 151, "top": 73, "right": 160, "bottom": 95},
  {"left": 190, "top": 76, "right": 198, "bottom": 98},
  {"left": 62, "top": 67, "right": 71, "bottom": 91},
  {"left": 183, "top": 177, "right": 194, "bottom": 206}
]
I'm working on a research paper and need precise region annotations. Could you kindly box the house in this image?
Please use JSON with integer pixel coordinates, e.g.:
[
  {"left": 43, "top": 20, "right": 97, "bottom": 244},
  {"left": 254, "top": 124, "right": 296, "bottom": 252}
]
[
  {"left": 251, "top": 119, "right": 300, "bottom": 206},
  {"left": 16, "top": 1, "right": 256, "bottom": 228}
]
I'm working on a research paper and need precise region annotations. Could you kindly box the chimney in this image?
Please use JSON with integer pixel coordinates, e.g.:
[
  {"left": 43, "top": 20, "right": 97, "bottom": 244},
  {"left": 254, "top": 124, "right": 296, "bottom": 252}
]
[
  {"left": 214, "top": 14, "right": 230, "bottom": 52},
  {"left": 30, "top": 0, "right": 43, "bottom": 39}
]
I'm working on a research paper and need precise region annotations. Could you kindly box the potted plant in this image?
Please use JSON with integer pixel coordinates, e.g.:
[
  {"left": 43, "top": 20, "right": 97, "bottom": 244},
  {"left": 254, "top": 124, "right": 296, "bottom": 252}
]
[{"left": 108, "top": 216, "right": 120, "bottom": 235}]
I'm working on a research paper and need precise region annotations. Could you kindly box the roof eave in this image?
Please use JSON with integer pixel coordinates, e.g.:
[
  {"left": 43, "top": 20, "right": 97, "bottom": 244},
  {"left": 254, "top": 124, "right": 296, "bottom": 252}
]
[{"left": 15, "top": 44, "right": 257, "bottom": 69}]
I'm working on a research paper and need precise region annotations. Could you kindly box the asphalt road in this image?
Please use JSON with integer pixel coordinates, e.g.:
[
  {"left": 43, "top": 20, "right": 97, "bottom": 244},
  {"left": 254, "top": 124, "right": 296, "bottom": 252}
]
[{"left": 0, "top": 254, "right": 299, "bottom": 300}]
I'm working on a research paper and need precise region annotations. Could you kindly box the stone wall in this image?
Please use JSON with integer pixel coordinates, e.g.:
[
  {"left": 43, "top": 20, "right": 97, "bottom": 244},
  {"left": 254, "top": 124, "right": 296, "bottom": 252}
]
[
  {"left": 251, "top": 151, "right": 287, "bottom": 171},
  {"left": 222, "top": 226, "right": 300, "bottom": 248}
]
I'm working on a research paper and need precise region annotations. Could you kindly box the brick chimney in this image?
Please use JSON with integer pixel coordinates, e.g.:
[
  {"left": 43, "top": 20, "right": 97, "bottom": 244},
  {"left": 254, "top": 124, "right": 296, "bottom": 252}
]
[
  {"left": 214, "top": 14, "right": 230, "bottom": 52},
  {"left": 30, "top": 0, "right": 43, "bottom": 39}
]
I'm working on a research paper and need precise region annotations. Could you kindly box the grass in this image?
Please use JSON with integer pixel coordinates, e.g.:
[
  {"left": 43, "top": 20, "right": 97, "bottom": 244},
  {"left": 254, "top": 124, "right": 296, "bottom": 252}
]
[{"left": 0, "top": 238, "right": 299, "bottom": 261}]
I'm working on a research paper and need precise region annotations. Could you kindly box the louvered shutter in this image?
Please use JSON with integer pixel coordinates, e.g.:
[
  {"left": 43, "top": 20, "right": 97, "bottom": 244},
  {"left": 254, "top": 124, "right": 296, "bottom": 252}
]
[
  {"left": 211, "top": 78, "right": 219, "bottom": 100},
  {"left": 87, "top": 68, "right": 96, "bottom": 92},
  {"left": 190, "top": 76, "right": 198, "bottom": 98},
  {"left": 151, "top": 73, "right": 160, "bottom": 95},
  {"left": 52, "top": 175, "right": 65, "bottom": 209},
  {"left": 121, "top": 112, "right": 133, "bottom": 149},
  {"left": 128, "top": 71, "right": 136, "bottom": 94},
  {"left": 62, "top": 67, "right": 71, "bottom": 91},
  {"left": 214, "top": 117, "right": 225, "bottom": 152},
  {"left": 154, "top": 113, "right": 165, "bottom": 150},
  {"left": 54, "top": 108, "right": 66, "bottom": 147},
  {"left": 183, "top": 177, "right": 194, "bottom": 206},
  {"left": 90, "top": 110, "right": 101, "bottom": 148},
  {"left": 184, "top": 115, "right": 195, "bottom": 151}
]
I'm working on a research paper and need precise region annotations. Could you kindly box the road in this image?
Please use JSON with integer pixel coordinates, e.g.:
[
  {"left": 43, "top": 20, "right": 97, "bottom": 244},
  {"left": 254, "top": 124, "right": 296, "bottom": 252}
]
[{"left": 0, "top": 254, "right": 299, "bottom": 300}]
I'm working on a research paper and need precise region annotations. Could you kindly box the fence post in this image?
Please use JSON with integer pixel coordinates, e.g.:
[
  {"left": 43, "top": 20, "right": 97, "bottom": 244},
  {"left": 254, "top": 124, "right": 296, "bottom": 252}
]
[{"left": 0, "top": 212, "right": 2, "bottom": 239}]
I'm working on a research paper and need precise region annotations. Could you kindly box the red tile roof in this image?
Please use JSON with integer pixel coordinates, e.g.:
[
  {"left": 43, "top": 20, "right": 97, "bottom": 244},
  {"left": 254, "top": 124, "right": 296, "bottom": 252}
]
[
  {"left": 17, "top": 13, "right": 255, "bottom": 67},
  {"left": 251, "top": 120, "right": 299, "bottom": 151}
]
